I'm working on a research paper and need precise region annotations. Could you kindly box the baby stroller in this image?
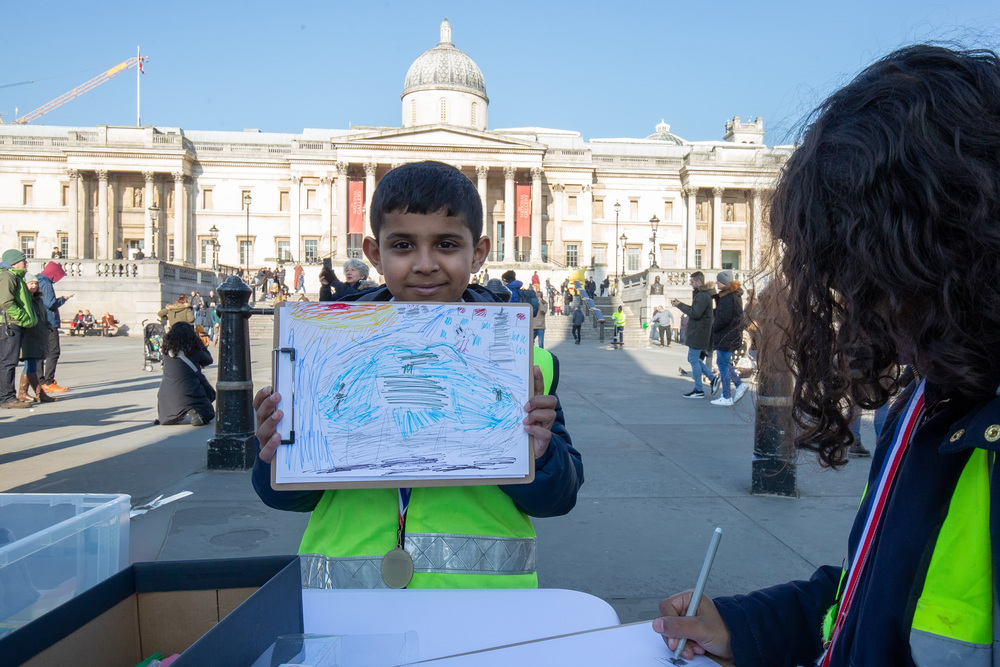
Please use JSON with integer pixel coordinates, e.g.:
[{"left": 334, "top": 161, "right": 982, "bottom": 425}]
[{"left": 141, "top": 319, "right": 165, "bottom": 372}]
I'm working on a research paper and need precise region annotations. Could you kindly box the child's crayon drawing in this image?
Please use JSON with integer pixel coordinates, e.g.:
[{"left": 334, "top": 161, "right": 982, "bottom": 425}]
[{"left": 273, "top": 301, "right": 533, "bottom": 484}]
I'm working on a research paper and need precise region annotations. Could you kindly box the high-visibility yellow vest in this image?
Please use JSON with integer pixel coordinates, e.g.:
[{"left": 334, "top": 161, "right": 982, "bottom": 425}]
[
  {"left": 299, "top": 347, "right": 556, "bottom": 589},
  {"left": 823, "top": 449, "right": 994, "bottom": 664}
]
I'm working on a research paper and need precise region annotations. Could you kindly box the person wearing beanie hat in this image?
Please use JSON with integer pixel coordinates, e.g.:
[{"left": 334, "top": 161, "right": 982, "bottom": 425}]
[
  {"left": 484, "top": 278, "right": 511, "bottom": 302},
  {"left": 17, "top": 273, "right": 55, "bottom": 405},
  {"left": 1, "top": 248, "right": 36, "bottom": 408},
  {"left": 36, "top": 262, "right": 72, "bottom": 393},
  {"left": 716, "top": 269, "right": 735, "bottom": 287}
]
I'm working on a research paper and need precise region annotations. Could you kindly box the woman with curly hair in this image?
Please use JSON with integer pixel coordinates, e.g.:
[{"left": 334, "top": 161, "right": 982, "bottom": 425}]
[
  {"left": 157, "top": 321, "right": 215, "bottom": 426},
  {"left": 655, "top": 45, "right": 1000, "bottom": 666}
]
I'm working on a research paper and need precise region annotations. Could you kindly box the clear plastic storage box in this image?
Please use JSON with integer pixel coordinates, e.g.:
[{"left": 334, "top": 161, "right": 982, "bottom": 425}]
[{"left": 0, "top": 493, "right": 130, "bottom": 634}]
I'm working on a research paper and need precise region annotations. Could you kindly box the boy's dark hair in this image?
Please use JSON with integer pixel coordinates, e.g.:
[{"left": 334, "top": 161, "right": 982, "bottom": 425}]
[
  {"left": 690, "top": 271, "right": 704, "bottom": 282},
  {"left": 370, "top": 161, "right": 483, "bottom": 241},
  {"left": 764, "top": 45, "right": 1000, "bottom": 467},
  {"left": 501, "top": 270, "right": 516, "bottom": 283}
]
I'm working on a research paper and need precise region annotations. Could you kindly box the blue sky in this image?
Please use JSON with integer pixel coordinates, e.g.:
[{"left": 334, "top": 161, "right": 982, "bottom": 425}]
[{"left": 2, "top": 1, "right": 998, "bottom": 144}]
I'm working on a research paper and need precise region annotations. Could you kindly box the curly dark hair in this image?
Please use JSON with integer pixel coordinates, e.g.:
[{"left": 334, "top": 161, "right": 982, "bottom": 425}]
[
  {"left": 764, "top": 44, "right": 1000, "bottom": 467},
  {"left": 161, "top": 322, "right": 206, "bottom": 357}
]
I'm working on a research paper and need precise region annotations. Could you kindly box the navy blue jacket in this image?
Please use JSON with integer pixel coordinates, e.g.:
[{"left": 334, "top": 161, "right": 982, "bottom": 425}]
[
  {"left": 252, "top": 284, "right": 584, "bottom": 518},
  {"left": 36, "top": 275, "right": 67, "bottom": 330},
  {"left": 714, "top": 382, "right": 1000, "bottom": 666}
]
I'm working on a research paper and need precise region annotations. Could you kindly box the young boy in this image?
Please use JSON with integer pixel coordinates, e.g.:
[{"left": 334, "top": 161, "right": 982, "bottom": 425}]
[{"left": 252, "top": 161, "right": 583, "bottom": 589}]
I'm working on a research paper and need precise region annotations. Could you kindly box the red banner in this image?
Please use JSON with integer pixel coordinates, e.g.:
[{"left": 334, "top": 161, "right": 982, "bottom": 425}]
[
  {"left": 515, "top": 185, "right": 530, "bottom": 238},
  {"left": 349, "top": 181, "right": 364, "bottom": 234}
]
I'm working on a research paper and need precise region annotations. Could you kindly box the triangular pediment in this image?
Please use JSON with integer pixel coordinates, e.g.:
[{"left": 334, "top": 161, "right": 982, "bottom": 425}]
[{"left": 338, "top": 125, "right": 545, "bottom": 150}]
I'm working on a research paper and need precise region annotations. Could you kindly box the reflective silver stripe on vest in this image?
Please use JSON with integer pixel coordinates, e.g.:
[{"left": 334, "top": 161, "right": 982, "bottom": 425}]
[
  {"left": 910, "top": 629, "right": 994, "bottom": 666},
  {"left": 300, "top": 533, "right": 536, "bottom": 589}
]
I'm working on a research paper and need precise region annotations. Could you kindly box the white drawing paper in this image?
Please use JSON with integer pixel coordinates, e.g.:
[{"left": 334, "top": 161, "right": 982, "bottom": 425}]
[{"left": 273, "top": 301, "right": 533, "bottom": 485}]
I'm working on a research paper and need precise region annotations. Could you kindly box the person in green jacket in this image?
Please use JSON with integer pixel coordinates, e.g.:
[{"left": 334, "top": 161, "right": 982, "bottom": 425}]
[{"left": 1, "top": 249, "right": 38, "bottom": 408}]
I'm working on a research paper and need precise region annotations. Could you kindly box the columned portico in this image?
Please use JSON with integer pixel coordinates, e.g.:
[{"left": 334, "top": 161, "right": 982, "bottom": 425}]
[
  {"left": 684, "top": 186, "right": 697, "bottom": 268},
  {"left": 503, "top": 166, "right": 515, "bottom": 262},
  {"left": 290, "top": 176, "right": 301, "bottom": 262},
  {"left": 581, "top": 184, "right": 593, "bottom": 268},
  {"left": 529, "top": 167, "right": 543, "bottom": 262},
  {"left": 712, "top": 187, "right": 724, "bottom": 270},
  {"left": 173, "top": 173, "right": 186, "bottom": 264},
  {"left": 67, "top": 169, "right": 79, "bottom": 258},
  {"left": 476, "top": 165, "right": 489, "bottom": 243},
  {"left": 97, "top": 170, "right": 109, "bottom": 260},
  {"left": 143, "top": 171, "right": 155, "bottom": 257},
  {"left": 335, "top": 162, "right": 348, "bottom": 258},
  {"left": 364, "top": 162, "right": 377, "bottom": 240}
]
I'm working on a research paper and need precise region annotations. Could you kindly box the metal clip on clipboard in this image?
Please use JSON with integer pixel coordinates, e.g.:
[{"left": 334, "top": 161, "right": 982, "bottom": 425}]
[{"left": 272, "top": 346, "right": 297, "bottom": 445}]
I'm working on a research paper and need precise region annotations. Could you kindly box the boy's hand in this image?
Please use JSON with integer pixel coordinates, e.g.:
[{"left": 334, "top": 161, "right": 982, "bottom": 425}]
[
  {"left": 523, "top": 365, "right": 557, "bottom": 459},
  {"left": 253, "top": 386, "right": 284, "bottom": 464}
]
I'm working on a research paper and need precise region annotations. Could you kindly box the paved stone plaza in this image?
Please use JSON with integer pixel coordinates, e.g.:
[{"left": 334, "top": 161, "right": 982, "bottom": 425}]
[{"left": 0, "top": 332, "right": 875, "bottom": 623}]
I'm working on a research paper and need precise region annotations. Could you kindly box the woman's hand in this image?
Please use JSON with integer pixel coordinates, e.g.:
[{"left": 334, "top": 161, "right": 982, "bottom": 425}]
[{"left": 652, "top": 591, "right": 733, "bottom": 661}]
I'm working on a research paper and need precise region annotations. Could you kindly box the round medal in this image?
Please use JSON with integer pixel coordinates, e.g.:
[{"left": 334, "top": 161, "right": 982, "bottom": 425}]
[{"left": 381, "top": 547, "right": 414, "bottom": 589}]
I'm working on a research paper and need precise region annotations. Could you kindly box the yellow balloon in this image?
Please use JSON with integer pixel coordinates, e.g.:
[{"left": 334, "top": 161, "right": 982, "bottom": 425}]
[{"left": 568, "top": 267, "right": 586, "bottom": 284}]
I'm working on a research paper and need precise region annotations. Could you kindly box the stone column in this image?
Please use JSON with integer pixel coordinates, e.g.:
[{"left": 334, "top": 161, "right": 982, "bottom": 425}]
[
  {"left": 712, "top": 187, "right": 724, "bottom": 270},
  {"left": 551, "top": 184, "right": 564, "bottom": 264},
  {"left": 290, "top": 176, "right": 301, "bottom": 263},
  {"left": 751, "top": 189, "right": 764, "bottom": 271},
  {"left": 335, "top": 162, "right": 348, "bottom": 259},
  {"left": 503, "top": 166, "right": 515, "bottom": 263},
  {"left": 684, "top": 187, "right": 697, "bottom": 268},
  {"left": 97, "top": 170, "right": 109, "bottom": 260},
  {"left": 172, "top": 173, "right": 186, "bottom": 263},
  {"left": 364, "top": 162, "right": 377, "bottom": 241},
  {"left": 67, "top": 169, "right": 80, "bottom": 259},
  {"left": 143, "top": 171, "right": 155, "bottom": 258},
  {"left": 321, "top": 176, "right": 333, "bottom": 260},
  {"left": 529, "top": 167, "right": 543, "bottom": 262},
  {"left": 476, "top": 165, "right": 489, "bottom": 246},
  {"left": 581, "top": 183, "right": 593, "bottom": 269}
]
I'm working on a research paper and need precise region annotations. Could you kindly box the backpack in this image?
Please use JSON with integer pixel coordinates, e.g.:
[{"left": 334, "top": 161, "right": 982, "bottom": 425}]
[{"left": 519, "top": 289, "right": 539, "bottom": 317}]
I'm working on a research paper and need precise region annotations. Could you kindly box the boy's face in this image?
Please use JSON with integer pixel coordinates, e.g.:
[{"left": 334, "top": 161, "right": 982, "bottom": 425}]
[{"left": 364, "top": 209, "right": 489, "bottom": 303}]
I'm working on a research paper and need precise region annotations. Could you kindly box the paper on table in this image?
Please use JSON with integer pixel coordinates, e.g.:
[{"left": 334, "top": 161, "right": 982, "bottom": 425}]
[{"left": 418, "top": 621, "right": 723, "bottom": 666}]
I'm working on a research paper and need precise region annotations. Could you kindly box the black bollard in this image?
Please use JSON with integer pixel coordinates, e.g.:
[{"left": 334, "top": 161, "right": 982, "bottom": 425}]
[
  {"left": 207, "top": 275, "right": 273, "bottom": 470},
  {"left": 751, "top": 365, "right": 797, "bottom": 497}
]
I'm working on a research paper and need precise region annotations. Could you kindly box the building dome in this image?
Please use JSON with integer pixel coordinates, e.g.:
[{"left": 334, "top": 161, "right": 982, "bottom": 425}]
[
  {"left": 646, "top": 120, "right": 685, "bottom": 145},
  {"left": 402, "top": 19, "right": 488, "bottom": 102}
]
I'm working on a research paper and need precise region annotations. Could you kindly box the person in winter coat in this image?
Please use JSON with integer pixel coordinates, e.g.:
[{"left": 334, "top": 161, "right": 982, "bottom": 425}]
[
  {"left": 532, "top": 288, "right": 548, "bottom": 349},
  {"left": 320, "top": 258, "right": 370, "bottom": 301},
  {"left": 572, "top": 305, "right": 585, "bottom": 344},
  {"left": 0, "top": 250, "right": 37, "bottom": 408},
  {"left": 158, "top": 295, "right": 195, "bottom": 330},
  {"left": 17, "top": 274, "right": 54, "bottom": 404},
  {"left": 709, "top": 270, "right": 747, "bottom": 406},
  {"left": 156, "top": 322, "right": 215, "bottom": 426},
  {"left": 650, "top": 305, "right": 674, "bottom": 347},
  {"left": 501, "top": 270, "right": 523, "bottom": 303},
  {"left": 36, "top": 261, "right": 71, "bottom": 393},
  {"left": 672, "top": 272, "right": 719, "bottom": 398}
]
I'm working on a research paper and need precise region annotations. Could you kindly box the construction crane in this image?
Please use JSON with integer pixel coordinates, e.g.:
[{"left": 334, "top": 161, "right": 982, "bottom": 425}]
[{"left": 1, "top": 55, "right": 147, "bottom": 125}]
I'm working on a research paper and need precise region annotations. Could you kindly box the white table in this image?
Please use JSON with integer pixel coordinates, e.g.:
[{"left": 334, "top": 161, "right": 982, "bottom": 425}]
[{"left": 300, "top": 588, "right": 620, "bottom": 662}]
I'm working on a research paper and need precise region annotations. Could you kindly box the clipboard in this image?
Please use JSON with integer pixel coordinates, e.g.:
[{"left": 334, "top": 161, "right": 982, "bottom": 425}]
[{"left": 270, "top": 300, "right": 537, "bottom": 490}]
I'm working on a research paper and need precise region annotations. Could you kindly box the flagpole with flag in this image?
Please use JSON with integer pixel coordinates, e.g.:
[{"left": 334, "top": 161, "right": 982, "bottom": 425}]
[{"left": 136, "top": 46, "right": 141, "bottom": 126}]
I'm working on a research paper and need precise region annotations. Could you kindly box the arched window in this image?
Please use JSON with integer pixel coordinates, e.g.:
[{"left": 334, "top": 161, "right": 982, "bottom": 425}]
[
  {"left": 411, "top": 100, "right": 417, "bottom": 125},
  {"left": 471, "top": 102, "right": 477, "bottom": 126},
  {"left": 440, "top": 98, "right": 447, "bottom": 122}
]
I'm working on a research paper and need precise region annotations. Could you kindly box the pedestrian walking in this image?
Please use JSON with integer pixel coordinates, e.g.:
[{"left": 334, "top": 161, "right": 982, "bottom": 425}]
[
  {"left": 709, "top": 270, "right": 747, "bottom": 406},
  {"left": 572, "top": 305, "right": 584, "bottom": 344},
  {"left": 672, "top": 271, "right": 719, "bottom": 398},
  {"left": 650, "top": 305, "right": 674, "bottom": 347}
]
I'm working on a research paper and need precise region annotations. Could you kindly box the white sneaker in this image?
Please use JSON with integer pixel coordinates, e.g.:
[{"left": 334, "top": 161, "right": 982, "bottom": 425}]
[
  {"left": 711, "top": 396, "right": 734, "bottom": 406},
  {"left": 733, "top": 384, "right": 748, "bottom": 403}
]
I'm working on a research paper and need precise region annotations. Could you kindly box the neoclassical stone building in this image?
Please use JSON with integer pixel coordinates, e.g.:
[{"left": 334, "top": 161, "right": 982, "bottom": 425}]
[{"left": 0, "top": 19, "right": 789, "bottom": 282}]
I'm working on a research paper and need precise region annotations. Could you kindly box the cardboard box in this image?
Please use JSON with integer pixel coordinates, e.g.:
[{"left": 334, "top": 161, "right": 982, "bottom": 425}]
[{"left": 0, "top": 555, "right": 302, "bottom": 667}]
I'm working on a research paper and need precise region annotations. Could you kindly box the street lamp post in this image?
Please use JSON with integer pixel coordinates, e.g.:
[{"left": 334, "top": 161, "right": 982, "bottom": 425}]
[
  {"left": 648, "top": 214, "right": 660, "bottom": 268},
  {"left": 148, "top": 204, "right": 159, "bottom": 259},
  {"left": 243, "top": 193, "right": 252, "bottom": 277},
  {"left": 209, "top": 224, "right": 220, "bottom": 270},
  {"left": 613, "top": 201, "right": 621, "bottom": 294},
  {"left": 620, "top": 232, "right": 628, "bottom": 284}
]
